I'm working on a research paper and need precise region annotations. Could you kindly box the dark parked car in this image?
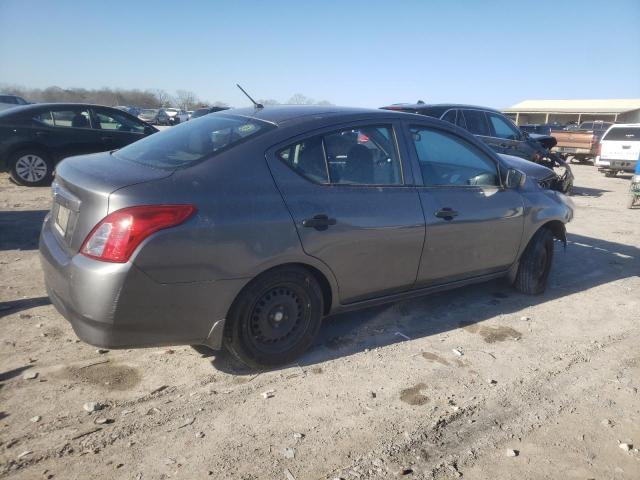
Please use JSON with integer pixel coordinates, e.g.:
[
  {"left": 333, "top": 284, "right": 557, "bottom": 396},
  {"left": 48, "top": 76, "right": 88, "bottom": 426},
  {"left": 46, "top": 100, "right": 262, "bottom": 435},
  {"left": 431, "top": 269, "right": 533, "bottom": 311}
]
[
  {"left": 0, "top": 94, "right": 30, "bottom": 112},
  {"left": 0, "top": 103, "right": 157, "bottom": 186},
  {"left": 519, "top": 123, "right": 565, "bottom": 136},
  {"left": 381, "top": 103, "right": 573, "bottom": 192},
  {"left": 138, "top": 108, "right": 170, "bottom": 126},
  {"left": 190, "top": 106, "right": 230, "bottom": 119},
  {"left": 40, "top": 106, "right": 573, "bottom": 368},
  {"left": 115, "top": 105, "right": 141, "bottom": 117}
]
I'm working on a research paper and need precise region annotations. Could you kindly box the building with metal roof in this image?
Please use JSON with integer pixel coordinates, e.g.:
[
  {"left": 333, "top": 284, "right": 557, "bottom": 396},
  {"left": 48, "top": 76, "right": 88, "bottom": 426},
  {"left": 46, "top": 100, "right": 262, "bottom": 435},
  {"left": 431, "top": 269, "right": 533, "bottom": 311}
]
[{"left": 503, "top": 99, "right": 640, "bottom": 125}]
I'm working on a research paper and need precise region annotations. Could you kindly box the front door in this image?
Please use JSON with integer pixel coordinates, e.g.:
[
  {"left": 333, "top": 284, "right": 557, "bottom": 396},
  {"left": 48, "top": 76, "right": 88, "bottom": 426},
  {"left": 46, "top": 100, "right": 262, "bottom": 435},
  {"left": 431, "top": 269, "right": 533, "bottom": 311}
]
[
  {"left": 266, "top": 122, "right": 425, "bottom": 304},
  {"left": 91, "top": 108, "right": 148, "bottom": 150},
  {"left": 404, "top": 123, "right": 524, "bottom": 286}
]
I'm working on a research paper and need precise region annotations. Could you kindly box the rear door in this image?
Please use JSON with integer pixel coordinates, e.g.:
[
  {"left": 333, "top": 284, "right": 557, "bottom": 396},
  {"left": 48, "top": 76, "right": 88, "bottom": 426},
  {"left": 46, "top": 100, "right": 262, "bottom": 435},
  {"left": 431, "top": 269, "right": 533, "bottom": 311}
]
[
  {"left": 266, "top": 121, "right": 425, "bottom": 304},
  {"left": 402, "top": 122, "right": 524, "bottom": 286},
  {"left": 600, "top": 127, "right": 640, "bottom": 162},
  {"left": 31, "top": 107, "right": 104, "bottom": 161},
  {"left": 91, "top": 107, "right": 149, "bottom": 150}
]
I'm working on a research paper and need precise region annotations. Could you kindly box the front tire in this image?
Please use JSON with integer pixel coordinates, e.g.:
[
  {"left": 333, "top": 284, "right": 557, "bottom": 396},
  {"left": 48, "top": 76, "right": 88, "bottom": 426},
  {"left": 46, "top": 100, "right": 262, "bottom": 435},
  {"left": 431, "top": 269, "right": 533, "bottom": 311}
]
[
  {"left": 514, "top": 228, "right": 555, "bottom": 295},
  {"left": 9, "top": 149, "right": 54, "bottom": 186},
  {"left": 224, "top": 267, "right": 323, "bottom": 369}
]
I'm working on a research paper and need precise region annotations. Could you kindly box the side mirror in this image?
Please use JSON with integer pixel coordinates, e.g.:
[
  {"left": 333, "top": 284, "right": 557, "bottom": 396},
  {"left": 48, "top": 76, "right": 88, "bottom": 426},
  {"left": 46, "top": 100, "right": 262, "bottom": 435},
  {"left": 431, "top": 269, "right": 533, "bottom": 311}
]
[{"left": 505, "top": 168, "right": 526, "bottom": 189}]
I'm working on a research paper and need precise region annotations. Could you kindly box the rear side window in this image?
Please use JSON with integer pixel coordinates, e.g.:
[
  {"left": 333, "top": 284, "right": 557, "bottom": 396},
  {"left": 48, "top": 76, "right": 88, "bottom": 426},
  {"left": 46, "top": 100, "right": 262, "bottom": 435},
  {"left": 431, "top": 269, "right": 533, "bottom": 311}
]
[
  {"left": 462, "top": 110, "right": 490, "bottom": 136},
  {"left": 114, "top": 115, "right": 274, "bottom": 169},
  {"left": 277, "top": 125, "right": 403, "bottom": 186},
  {"left": 602, "top": 128, "right": 640, "bottom": 141},
  {"left": 33, "top": 109, "right": 92, "bottom": 129},
  {"left": 441, "top": 110, "right": 456, "bottom": 124}
]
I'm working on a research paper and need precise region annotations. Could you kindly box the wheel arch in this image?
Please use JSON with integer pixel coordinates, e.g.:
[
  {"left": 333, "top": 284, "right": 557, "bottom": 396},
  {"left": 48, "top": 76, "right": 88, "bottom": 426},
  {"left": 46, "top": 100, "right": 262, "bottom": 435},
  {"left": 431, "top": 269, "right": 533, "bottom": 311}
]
[{"left": 508, "top": 219, "right": 567, "bottom": 283}]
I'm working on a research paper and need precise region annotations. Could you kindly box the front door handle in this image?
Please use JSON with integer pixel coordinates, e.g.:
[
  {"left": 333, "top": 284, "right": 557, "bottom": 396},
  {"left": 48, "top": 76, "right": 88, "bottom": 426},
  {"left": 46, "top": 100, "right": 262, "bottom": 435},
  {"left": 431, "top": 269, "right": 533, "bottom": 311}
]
[
  {"left": 435, "top": 208, "right": 459, "bottom": 220},
  {"left": 302, "top": 214, "right": 336, "bottom": 231},
  {"left": 101, "top": 136, "right": 113, "bottom": 141}
]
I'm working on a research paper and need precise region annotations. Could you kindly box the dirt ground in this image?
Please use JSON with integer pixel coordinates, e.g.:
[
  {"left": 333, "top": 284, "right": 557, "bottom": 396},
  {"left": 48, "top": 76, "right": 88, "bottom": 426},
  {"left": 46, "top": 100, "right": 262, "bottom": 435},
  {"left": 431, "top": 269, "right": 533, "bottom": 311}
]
[{"left": 0, "top": 164, "right": 638, "bottom": 480}]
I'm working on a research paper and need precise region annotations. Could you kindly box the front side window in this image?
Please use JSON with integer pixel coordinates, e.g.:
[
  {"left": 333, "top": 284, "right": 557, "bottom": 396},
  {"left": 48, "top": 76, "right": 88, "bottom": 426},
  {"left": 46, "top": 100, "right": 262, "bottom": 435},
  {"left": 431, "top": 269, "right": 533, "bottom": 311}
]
[
  {"left": 410, "top": 127, "right": 499, "bottom": 187},
  {"left": 49, "top": 109, "right": 92, "bottom": 129},
  {"left": 33, "top": 111, "right": 54, "bottom": 127},
  {"left": 487, "top": 113, "right": 521, "bottom": 140},
  {"left": 94, "top": 109, "right": 146, "bottom": 133},
  {"left": 277, "top": 125, "right": 403, "bottom": 186},
  {"left": 114, "top": 114, "right": 274, "bottom": 169},
  {"left": 462, "top": 109, "right": 490, "bottom": 136}
]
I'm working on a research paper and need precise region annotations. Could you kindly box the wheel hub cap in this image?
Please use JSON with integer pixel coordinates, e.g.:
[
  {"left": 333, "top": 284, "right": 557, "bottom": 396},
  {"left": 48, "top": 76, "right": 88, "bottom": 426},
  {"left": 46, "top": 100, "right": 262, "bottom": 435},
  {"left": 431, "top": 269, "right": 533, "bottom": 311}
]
[
  {"left": 250, "top": 287, "right": 303, "bottom": 344},
  {"left": 15, "top": 154, "right": 47, "bottom": 182}
]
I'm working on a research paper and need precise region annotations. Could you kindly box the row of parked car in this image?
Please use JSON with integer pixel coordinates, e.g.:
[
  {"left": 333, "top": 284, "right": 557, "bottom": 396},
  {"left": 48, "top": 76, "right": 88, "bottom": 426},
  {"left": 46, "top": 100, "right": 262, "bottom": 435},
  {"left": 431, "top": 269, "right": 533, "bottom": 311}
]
[
  {"left": 0, "top": 100, "right": 575, "bottom": 190},
  {"left": 115, "top": 105, "right": 230, "bottom": 126}
]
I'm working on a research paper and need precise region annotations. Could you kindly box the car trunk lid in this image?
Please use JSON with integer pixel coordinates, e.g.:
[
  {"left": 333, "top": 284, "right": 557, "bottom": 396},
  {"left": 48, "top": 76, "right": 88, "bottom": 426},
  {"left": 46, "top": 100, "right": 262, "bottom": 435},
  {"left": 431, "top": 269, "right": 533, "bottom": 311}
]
[{"left": 49, "top": 151, "right": 173, "bottom": 254}]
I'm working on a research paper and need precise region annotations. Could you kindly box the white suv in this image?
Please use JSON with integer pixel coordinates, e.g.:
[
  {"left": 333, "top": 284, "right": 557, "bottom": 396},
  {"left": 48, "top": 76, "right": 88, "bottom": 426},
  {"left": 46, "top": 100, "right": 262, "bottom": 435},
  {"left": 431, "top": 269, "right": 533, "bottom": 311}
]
[
  {"left": 164, "top": 108, "right": 189, "bottom": 125},
  {"left": 596, "top": 124, "right": 640, "bottom": 177}
]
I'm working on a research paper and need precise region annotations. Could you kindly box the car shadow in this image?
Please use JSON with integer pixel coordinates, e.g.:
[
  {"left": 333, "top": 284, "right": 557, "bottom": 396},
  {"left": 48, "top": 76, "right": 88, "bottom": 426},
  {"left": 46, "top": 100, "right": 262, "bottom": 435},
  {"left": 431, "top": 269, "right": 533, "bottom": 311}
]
[
  {"left": 0, "top": 297, "right": 52, "bottom": 319},
  {"left": 209, "top": 232, "right": 639, "bottom": 374},
  {"left": 570, "top": 186, "right": 611, "bottom": 198},
  {"left": 0, "top": 365, "right": 33, "bottom": 382},
  {"left": 0, "top": 210, "right": 48, "bottom": 251}
]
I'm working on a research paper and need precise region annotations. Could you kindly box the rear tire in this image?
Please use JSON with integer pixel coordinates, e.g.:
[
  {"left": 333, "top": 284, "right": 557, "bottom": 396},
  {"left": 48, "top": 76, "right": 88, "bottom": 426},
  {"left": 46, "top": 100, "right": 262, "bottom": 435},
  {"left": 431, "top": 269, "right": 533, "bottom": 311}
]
[
  {"left": 514, "top": 228, "right": 555, "bottom": 295},
  {"left": 9, "top": 149, "right": 54, "bottom": 186},
  {"left": 604, "top": 170, "right": 616, "bottom": 177},
  {"left": 224, "top": 267, "right": 323, "bottom": 369}
]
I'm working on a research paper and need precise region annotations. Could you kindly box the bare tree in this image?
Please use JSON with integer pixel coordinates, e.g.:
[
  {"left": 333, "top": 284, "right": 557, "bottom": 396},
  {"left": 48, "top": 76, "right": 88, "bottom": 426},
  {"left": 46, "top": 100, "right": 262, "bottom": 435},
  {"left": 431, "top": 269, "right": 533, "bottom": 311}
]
[
  {"left": 175, "top": 90, "right": 199, "bottom": 110},
  {"left": 154, "top": 89, "right": 173, "bottom": 107},
  {"left": 287, "top": 93, "right": 314, "bottom": 105},
  {"left": 258, "top": 98, "right": 280, "bottom": 105}
]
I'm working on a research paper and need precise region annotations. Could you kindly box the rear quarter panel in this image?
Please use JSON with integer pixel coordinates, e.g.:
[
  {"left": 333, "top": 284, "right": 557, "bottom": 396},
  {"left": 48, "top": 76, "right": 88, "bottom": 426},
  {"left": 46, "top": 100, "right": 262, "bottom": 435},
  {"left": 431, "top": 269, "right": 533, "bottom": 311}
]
[{"left": 108, "top": 140, "right": 338, "bottom": 293}]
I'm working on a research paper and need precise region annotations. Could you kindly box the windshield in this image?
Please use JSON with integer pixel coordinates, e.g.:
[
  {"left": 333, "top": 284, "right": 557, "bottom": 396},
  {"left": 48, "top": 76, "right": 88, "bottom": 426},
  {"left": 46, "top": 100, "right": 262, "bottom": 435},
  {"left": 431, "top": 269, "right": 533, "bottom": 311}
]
[
  {"left": 140, "top": 109, "right": 156, "bottom": 115},
  {"left": 165, "top": 108, "right": 178, "bottom": 113},
  {"left": 602, "top": 127, "right": 640, "bottom": 142},
  {"left": 114, "top": 114, "right": 275, "bottom": 169}
]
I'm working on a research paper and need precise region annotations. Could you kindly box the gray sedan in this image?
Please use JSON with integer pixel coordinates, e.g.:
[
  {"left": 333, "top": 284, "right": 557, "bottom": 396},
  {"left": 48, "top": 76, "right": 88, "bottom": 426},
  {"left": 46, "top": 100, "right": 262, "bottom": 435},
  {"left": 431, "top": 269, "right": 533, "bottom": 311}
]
[{"left": 39, "top": 106, "right": 574, "bottom": 368}]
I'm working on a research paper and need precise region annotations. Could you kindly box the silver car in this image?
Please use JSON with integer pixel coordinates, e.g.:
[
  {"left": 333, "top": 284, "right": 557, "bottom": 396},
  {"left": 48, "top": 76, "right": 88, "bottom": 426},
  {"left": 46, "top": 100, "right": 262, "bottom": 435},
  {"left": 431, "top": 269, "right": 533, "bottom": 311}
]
[{"left": 39, "top": 106, "right": 574, "bottom": 368}]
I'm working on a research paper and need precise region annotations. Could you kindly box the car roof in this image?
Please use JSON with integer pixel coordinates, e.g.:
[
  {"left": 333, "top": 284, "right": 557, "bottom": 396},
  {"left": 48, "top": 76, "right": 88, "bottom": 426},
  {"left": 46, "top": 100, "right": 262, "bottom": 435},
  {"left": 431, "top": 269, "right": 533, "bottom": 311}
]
[
  {"left": 384, "top": 103, "right": 504, "bottom": 114},
  {"left": 226, "top": 105, "right": 414, "bottom": 126},
  {"left": 0, "top": 103, "right": 130, "bottom": 116}
]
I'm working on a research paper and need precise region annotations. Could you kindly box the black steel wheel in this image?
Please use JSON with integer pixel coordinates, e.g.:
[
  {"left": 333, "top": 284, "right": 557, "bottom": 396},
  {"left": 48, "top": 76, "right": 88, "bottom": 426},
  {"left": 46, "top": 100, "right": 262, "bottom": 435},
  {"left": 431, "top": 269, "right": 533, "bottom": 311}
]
[
  {"left": 224, "top": 266, "right": 323, "bottom": 368},
  {"left": 514, "top": 228, "right": 555, "bottom": 295}
]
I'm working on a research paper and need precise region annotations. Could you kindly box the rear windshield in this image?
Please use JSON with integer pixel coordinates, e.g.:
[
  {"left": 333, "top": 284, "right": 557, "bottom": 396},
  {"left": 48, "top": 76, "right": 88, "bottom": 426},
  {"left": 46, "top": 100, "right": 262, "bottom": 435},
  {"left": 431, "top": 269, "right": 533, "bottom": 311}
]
[
  {"left": 602, "top": 127, "right": 640, "bottom": 142},
  {"left": 114, "top": 114, "right": 275, "bottom": 169}
]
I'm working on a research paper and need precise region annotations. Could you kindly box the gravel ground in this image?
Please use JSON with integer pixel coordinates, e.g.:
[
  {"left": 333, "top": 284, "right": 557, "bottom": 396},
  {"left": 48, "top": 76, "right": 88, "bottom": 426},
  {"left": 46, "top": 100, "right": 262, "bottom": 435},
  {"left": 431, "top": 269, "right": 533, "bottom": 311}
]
[{"left": 0, "top": 164, "right": 638, "bottom": 479}]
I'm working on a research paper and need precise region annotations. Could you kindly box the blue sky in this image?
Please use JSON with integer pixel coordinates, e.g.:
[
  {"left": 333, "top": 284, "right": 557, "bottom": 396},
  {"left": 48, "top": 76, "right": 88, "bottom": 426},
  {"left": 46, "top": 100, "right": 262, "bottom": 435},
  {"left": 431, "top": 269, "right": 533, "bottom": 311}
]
[{"left": 1, "top": 0, "right": 639, "bottom": 108}]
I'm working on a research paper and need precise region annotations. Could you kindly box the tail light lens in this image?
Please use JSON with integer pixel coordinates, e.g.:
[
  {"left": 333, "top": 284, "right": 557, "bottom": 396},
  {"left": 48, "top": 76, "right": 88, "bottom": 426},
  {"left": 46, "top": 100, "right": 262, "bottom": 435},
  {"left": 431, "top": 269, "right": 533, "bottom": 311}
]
[
  {"left": 81, "top": 205, "right": 196, "bottom": 263},
  {"left": 595, "top": 142, "right": 602, "bottom": 157}
]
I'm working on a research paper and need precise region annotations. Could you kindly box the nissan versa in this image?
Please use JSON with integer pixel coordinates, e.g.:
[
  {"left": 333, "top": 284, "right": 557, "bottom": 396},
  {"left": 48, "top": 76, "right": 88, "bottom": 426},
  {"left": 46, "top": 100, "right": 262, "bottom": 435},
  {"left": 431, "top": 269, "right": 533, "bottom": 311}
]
[{"left": 39, "top": 106, "right": 574, "bottom": 368}]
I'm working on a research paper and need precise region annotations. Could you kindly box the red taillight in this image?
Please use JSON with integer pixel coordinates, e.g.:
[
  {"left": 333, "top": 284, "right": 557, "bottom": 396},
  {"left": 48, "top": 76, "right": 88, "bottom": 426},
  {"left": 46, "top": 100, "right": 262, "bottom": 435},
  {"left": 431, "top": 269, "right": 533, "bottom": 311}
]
[
  {"left": 357, "top": 133, "right": 370, "bottom": 143},
  {"left": 80, "top": 205, "right": 196, "bottom": 263},
  {"left": 595, "top": 142, "right": 602, "bottom": 156}
]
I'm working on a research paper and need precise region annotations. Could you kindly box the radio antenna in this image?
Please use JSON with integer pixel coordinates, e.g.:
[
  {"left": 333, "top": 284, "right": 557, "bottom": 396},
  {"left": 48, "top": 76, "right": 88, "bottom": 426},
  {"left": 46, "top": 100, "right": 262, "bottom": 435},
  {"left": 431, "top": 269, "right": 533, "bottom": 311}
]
[{"left": 236, "top": 84, "right": 263, "bottom": 109}]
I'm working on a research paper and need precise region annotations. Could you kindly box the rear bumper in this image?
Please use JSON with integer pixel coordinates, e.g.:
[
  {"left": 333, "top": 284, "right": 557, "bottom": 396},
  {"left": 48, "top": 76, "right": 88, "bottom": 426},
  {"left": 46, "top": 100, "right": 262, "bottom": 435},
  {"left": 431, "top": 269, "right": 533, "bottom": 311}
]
[
  {"left": 39, "top": 219, "right": 246, "bottom": 350},
  {"left": 596, "top": 158, "right": 637, "bottom": 172},
  {"left": 554, "top": 147, "right": 593, "bottom": 155}
]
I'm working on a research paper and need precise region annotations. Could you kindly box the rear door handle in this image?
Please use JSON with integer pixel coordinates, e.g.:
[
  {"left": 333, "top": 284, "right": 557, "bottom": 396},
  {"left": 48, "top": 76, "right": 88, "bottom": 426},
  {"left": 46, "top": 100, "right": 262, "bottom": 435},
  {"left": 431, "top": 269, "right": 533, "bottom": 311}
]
[
  {"left": 435, "top": 208, "right": 459, "bottom": 220},
  {"left": 302, "top": 214, "right": 336, "bottom": 231}
]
